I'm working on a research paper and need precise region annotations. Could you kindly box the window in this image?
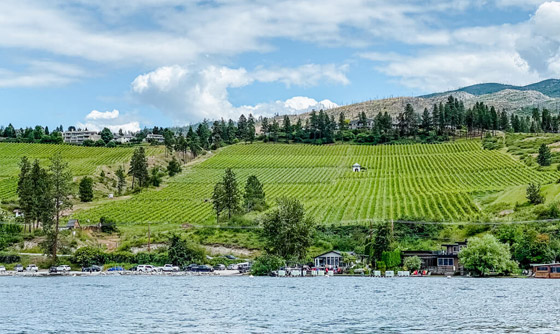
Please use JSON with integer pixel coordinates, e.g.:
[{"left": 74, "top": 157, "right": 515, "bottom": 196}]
[
  {"left": 537, "top": 266, "right": 549, "bottom": 272},
  {"left": 438, "top": 258, "right": 454, "bottom": 266},
  {"left": 552, "top": 267, "right": 560, "bottom": 273}
]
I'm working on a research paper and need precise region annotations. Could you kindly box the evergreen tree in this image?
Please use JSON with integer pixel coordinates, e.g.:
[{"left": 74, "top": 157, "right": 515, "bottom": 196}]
[
  {"left": 421, "top": 108, "right": 431, "bottom": 132},
  {"left": 244, "top": 175, "right": 265, "bottom": 211},
  {"left": 116, "top": 165, "right": 126, "bottom": 196},
  {"left": 245, "top": 114, "right": 256, "bottom": 144},
  {"left": 129, "top": 147, "right": 149, "bottom": 189},
  {"left": 283, "top": 115, "right": 292, "bottom": 141},
  {"left": 79, "top": 176, "right": 94, "bottom": 202},
  {"left": 237, "top": 114, "right": 248, "bottom": 140},
  {"left": 221, "top": 168, "right": 241, "bottom": 219},
  {"left": 212, "top": 182, "right": 226, "bottom": 223},
  {"left": 537, "top": 143, "right": 552, "bottom": 166},
  {"left": 47, "top": 153, "right": 73, "bottom": 259},
  {"left": 338, "top": 112, "right": 347, "bottom": 131},
  {"left": 167, "top": 157, "right": 182, "bottom": 177}
]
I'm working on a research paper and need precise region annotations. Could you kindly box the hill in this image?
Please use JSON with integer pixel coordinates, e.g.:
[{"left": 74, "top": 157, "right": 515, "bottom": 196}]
[
  {"left": 0, "top": 143, "right": 165, "bottom": 201},
  {"left": 423, "top": 79, "right": 560, "bottom": 98},
  {"left": 73, "top": 140, "right": 560, "bottom": 229},
  {"left": 277, "top": 79, "right": 559, "bottom": 125}
]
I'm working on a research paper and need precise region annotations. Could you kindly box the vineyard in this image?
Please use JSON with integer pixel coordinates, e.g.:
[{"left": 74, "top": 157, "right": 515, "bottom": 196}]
[
  {"left": 73, "top": 140, "right": 560, "bottom": 226},
  {"left": 0, "top": 143, "right": 165, "bottom": 201}
]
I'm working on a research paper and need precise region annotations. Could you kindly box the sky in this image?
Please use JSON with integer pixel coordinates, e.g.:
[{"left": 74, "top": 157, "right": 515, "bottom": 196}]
[{"left": 0, "top": 0, "right": 560, "bottom": 132}]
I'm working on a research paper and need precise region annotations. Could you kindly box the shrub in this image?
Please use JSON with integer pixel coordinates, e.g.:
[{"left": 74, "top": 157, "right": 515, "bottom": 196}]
[
  {"left": 403, "top": 256, "right": 422, "bottom": 271},
  {"left": 526, "top": 183, "right": 545, "bottom": 205},
  {"left": 251, "top": 254, "right": 285, "bottom": 276},
  {"left": 72, "top": 246, "right": 105, "bottom": 267},
  {"left": 459, "top": 234, "right": 517, "bottom": 276}
]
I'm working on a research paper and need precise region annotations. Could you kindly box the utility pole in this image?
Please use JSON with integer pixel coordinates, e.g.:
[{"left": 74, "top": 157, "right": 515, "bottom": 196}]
[{"left": 147, "top": 222, "right": 151, "bottom": 253}]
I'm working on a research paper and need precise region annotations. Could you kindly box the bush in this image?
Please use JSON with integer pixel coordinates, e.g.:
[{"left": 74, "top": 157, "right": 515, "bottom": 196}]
[
  {"left": 527, "top": 183, "right": 545, "bottom": 205},
  {"left": 167, "top": 235, "right": 205, "bottom": 267},
  {"left": 381, "top": 249, "right": 401, "bottom": 269},
  {"left": 251, "top": 254, "right": 285, "bottom": 276},
  {"left": 0, "top": 253, "right": 21, "bottom": 263},
  {"left": 72, "top": 246, "right": 105, "bottom": 267},
  {"left": 403, "top": 256, "right": 422, "bottom": 271}
]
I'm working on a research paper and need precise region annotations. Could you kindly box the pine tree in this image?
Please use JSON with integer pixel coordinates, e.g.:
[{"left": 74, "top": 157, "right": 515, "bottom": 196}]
[
  {"left": 79, "top": 177, "right": 94, "bottom": 202},
  {"left": 129, "top": 147, "right": 148, "bottom": 189},
  {"left": 116, "top": 165, "right": 126, "bottom": 195},
  {"left": 167, "top": 157, "right": 182, "bottom": 177},
  {"left": 212, "top": 182, "right": 226, "bottom": 223},
  {"left": 338, "top": 112, "right": 347, "bottom": 131},
  {"left": 222, "top": 168, "right": 240, "bottom": 219},
  {"left": 537, "top": 143, "right": 552, "bottom": 166},
  {"left": 47, "top": 153, "right": 73, "bottom": 259},
  {"left": 246, "top": 114, "right": 256, "bottom": 144},
  {"left": 244, "top": 175, "right": 266, "bottom": 211}
]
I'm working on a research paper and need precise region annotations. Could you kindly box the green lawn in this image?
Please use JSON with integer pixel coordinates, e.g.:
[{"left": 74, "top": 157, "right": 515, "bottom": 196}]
[
  {"left": 73, "top": 140, "right": 560, "bottom": 227},
  {"left": 0, "top": 143, "right": 164, "bottom": 201}
]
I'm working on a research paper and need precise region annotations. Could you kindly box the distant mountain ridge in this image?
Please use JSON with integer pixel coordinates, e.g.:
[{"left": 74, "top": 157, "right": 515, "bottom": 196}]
[
  {"left": 280, "top": 79, "right": 560, "bottom": 124},
  {"left": 422, "top": 79, "right": 560, "bottom": 98}
]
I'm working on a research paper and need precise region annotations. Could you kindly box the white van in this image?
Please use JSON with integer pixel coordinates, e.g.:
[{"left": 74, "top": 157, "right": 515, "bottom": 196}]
[{"left": 137, "top": 265, "right": 155, "bottom": 272}]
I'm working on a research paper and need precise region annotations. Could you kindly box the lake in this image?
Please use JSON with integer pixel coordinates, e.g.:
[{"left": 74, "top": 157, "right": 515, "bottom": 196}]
[{"left": 0, "top": 276, "right": 559, "bottom": 333}]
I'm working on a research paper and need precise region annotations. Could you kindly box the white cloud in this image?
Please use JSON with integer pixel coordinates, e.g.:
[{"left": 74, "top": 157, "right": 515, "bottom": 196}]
[
  {"left": 237, "top": 98, "right": 338, "bottom": 118},
  {"left": 0, "top": 61, "right": 87, "bottom": 88},
  {"left": 78, "top": 109, "right": 140, "bottom": 133},
  {"left": 77, "top": 121, "right": 141, "bottom": 134},
  {"left": 361, "top": 1, "right": 560, "bottom": 92},
  {"left": 85, "top": 109, "right": 120, "bottom": 120},
  {"left": 131, "top": 64, "right": 347, "bottom": 122}
]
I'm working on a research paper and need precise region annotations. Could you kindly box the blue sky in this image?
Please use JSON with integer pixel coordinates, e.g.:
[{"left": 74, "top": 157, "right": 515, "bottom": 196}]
[{"left": 0, "top": 0, "right": 559, "bottom": 132}]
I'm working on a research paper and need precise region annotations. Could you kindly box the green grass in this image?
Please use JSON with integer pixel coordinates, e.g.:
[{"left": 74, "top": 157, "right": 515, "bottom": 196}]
[
  {"left": 0, "top": 143, "right": 165, "bottom": 201},
  {"left": 73, "top": 140, "right": 560, "bottom": 227}
]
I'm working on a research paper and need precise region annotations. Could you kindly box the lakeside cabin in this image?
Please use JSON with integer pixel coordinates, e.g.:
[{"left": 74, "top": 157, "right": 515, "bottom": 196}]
[
  {"left": 532, "top": 263, "right": 560, "bottom": 278},
  {"left": 402, "top": 241, "right": 467, "bottom": 275}
]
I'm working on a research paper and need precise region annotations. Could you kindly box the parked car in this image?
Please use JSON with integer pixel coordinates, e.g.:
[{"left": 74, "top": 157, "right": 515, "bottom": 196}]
[
  {"left": 213, "top": 264, "right": 226, "bottom": 271},
  {"left": 81, "top": 265, "right": 102, "bottom": 272},
  {"left": 129, "top": 266, "right": 138, "bottom": 271},
  {"left": 26, "top": 264, "right": 38, "bottom": 272},
  {"left": 238, "top": 262, "right": 252, "bottom": 273},
  {"left": 107, "top": 266, "right": 124, "bottom": 272},
  {"left": 162, "top": 264, "right": 179, "bottom": 272},
  {"left": 193, "top": 265, "right": 214, "bottom": 273},
  {"left": 227, "top": 264, "right": 238, "bottom": 270},
  {"left": 49, "top": 266, "right": 58, "bottom": 273},
  {"left": 184, "top": 264, "right": 199, "bottom": 271},
  {"left": 225, "top": 255, "right": 237, "bottom": 260},
  {"left": 15, "top": 264, "right": 24, "bottom": 272},
  {"left": 137, "top": 265, "right": 155, "bottom": 272},
  {"left": 0, "top": 266, "right": 6, "bottom": 272},
  {"left": 56, "top": 265, "right": 71, "bottom": 272}
]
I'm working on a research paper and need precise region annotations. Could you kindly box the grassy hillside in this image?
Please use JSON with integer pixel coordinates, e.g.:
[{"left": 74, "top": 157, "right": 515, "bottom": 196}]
[
  {"left": 73, "top": 140, "right": 560, "bottom": 227},
  {"left": 0, "top": 143, "right": 165, "bottom": 201}
]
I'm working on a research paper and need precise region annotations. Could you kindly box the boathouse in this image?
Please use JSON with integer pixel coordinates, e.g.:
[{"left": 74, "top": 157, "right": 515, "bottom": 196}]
[{"left": 532, "top": 263, "right": 560, "bottom": 278}]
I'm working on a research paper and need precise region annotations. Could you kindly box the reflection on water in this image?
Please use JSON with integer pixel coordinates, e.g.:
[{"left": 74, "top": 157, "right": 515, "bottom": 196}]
[{"left": 1, "top": 276, "right": 559, "bottom": 333}]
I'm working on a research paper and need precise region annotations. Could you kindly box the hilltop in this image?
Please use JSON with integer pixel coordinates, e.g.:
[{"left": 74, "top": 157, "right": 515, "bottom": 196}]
[{"left": 278, "top": 79, "right": 560, "bottom": 124}]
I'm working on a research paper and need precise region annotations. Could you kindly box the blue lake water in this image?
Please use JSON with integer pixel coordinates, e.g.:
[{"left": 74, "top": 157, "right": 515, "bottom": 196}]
[{"left": 0, "top": 276, "right": 559, "bottom": 333}]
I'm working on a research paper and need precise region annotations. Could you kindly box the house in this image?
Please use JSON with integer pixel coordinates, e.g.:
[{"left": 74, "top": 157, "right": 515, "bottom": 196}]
[
  {"left": 314, "top": 251, "right": 344, "bottom": 269},
  {"left": 63, "top": 219, "right": 81, "bottom": 230},
  {"left": 62, "top": 130, "right": 101, "bottom": 144},
  {"left": 532, "top": 263, "right": 560, "bottom": 278},
  {"left": 402, "top": 241, "right": 467, "bottom": 275},
  {"left": 352, "top": 163, "right": 361, "bottom": 172},
  {"left": 145, "top": 133, "right": 165, "bottom": 143},
  {"left": 349, "top": 119, "right": 374, "bottom": 130},
  {"left": 115, "top": 133, "right": 134, "bottom": 144}
]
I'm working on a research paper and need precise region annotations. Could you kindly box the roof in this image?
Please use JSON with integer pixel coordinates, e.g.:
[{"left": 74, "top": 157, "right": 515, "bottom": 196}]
[
  {"left": 531, "top": 263, "right": 560, "bottom": 267},
  {"left": 66, "top": 219, "right": 79, "bottom": 227},
  {"left": 314, "top": 250, "right": 343, "bottom": 258},
  {"left": 353, "top": 163, "right": 361, "bottom": 167}
]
